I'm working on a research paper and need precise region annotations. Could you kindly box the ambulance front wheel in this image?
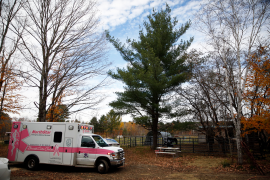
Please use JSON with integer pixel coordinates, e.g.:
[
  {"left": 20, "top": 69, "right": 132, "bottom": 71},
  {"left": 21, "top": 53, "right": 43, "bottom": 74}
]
[
  {"left": 96, "top": 159, "right": 109, "bottom": 174},
  {"left": 25, "top": 156, "right": 39, "bottom": 170}
]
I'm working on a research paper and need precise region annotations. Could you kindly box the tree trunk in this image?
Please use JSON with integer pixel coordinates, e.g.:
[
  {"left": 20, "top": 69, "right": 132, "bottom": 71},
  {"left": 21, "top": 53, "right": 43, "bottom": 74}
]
[
  {"left": 235, "top": 122, "right": 243, "bottom": 164},
  {"left": 152, "top": 115, "right": 158, "bottom": 150},
  {"left": 38, "top": 98, "right": 47, "bottom": 122}
]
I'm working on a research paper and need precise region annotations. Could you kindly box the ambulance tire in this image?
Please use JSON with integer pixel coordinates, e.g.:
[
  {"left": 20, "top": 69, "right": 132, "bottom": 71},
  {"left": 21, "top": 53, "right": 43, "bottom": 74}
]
[
  {"left": 25, "top": 156, "right": 39, "bottom": 170},
  {"left": 97, "top": 159, "right": 109, "bottom": 174}
]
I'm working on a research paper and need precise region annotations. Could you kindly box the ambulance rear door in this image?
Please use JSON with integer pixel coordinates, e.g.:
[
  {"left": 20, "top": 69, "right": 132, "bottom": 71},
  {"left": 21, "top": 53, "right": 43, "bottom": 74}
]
[{"left": 49, "top": 124, "right": 65, "bottom": 164}]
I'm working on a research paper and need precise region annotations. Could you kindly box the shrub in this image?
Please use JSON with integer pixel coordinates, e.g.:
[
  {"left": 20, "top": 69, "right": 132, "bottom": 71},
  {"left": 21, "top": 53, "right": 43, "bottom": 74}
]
[{"left": 221, "top": 159, "right": 231, "bottom": 168}]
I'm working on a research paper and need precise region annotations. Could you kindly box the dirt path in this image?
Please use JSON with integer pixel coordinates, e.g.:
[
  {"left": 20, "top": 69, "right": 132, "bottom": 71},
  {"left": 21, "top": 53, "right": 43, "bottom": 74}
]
[{"left": 9, "top": 156, "right": 270, "bottom": 180}]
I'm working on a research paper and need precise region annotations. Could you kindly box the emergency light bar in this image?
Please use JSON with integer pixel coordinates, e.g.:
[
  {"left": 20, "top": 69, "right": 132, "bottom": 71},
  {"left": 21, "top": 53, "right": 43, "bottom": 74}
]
[{"left": 78, "top": 125, "right": 93, "bottom": 130}]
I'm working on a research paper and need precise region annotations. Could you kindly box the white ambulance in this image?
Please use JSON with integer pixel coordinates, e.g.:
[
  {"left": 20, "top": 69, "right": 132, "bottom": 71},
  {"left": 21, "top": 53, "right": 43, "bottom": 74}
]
[{"left": 7, "top": 121, "right": 125, "bottom": 174}]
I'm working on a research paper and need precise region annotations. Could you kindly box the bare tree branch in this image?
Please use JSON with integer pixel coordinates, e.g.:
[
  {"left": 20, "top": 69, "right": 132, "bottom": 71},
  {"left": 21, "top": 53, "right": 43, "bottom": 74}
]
[{"left": 20, "top": 0, "right": 110, "bottom": 122}]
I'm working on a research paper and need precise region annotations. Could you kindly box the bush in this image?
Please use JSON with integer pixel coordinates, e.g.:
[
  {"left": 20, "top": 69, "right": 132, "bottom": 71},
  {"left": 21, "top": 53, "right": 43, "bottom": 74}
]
[{"left": 221, "top": 159, "right": 231, "bottom": 168}]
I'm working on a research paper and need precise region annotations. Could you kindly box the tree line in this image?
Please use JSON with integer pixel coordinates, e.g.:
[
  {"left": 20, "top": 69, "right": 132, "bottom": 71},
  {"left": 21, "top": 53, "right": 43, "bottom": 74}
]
[
  {"left": 89, "top": 110, "right": 196, "bottom": 138},
  {"left": 89, "top": 113, "right": 148, "bottom": 138}
]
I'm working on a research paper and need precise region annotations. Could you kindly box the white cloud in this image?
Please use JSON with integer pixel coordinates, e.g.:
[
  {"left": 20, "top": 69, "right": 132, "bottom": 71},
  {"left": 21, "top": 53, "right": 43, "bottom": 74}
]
[
  {"left": 166, "top": 0, "right": 185, "bottom": 7},
  {"left": 171, "top": 1, "right": 201, "bottom": 23},
  {"left": 97, "top": 0, "right": 173, "bottom": 30}
]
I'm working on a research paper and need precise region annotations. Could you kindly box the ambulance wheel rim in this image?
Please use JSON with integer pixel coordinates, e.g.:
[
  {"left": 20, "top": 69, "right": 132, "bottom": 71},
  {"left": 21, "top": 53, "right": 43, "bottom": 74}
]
[
  {"left": 26, "top": 157, "right": 39, "bottom": 170},
  {"left": 98, "top": 163, "right": 104, "bottom": 172},
  {"left": 97, "top": 159, "right": 109, "bottom": 174},
  {"left": 28, "top": 159, "right": 35, "bottom": 168}
]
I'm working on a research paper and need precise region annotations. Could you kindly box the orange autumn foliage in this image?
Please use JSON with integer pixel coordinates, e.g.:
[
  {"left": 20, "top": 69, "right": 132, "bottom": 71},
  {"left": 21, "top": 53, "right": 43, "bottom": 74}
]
[
  {"left": 241, "top": 47, "right": 270, "bottom": 136},
  {"left": 0, "top": 59, "right": 24, "bottom": 114},
  {"left": 122, "top": 122, "right": 148, "bottom": 136},
  {"left": 46, "top": 94, "right": 69, "bottom": 122},
  {"left": 0, "top": 57, "right": 24, "bottom": 134},
  {"left": 0, "top": 114, "right": 12, "bottom": 136},
  {"left": 46, "top": 104, "right": 65, "bottom": 122}
]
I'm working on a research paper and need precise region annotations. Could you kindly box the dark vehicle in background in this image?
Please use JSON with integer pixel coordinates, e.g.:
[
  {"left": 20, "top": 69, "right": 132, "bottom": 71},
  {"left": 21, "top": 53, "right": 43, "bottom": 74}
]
[
  {"left": 144, "top": 131, "right": 177, "bottom": 147},
  {"left": 104, "top": 138, "right": 120, "bottom": 147}
]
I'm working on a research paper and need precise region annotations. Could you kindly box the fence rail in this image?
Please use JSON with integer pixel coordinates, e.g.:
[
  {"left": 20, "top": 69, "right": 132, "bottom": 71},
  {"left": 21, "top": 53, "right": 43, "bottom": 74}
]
[{"left": 117, "top": 136, "right": 269, "bottom": 157}]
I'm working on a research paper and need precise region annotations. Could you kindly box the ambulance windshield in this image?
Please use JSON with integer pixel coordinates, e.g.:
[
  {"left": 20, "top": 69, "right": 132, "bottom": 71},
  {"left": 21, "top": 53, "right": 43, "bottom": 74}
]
[{"left": 92, "top": 135, "right": 109, "bottom": 147}]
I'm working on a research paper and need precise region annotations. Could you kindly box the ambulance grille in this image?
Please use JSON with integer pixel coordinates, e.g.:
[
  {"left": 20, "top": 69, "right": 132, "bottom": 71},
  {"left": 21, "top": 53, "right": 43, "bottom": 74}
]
[{"left": 118, "top": 151, "right": 124, "bottom": 159}]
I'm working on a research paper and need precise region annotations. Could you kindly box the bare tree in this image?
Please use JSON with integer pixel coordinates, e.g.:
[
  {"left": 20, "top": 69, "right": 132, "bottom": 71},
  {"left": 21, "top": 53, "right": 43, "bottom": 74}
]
[
  {"left": 0, "top": 0, "right": 25, "bottom": 118},
  {"left": 177, "top": 50, "right": 239, "bottom": 157},
  {"left": 177, "top": 54, "right": 229, "bottom": 133},
  {"left": 19, "top": 0, "right": 110, "bottom": 122},
  {"left": 195, "top": 0, "right": 270, "bottom": 164}
]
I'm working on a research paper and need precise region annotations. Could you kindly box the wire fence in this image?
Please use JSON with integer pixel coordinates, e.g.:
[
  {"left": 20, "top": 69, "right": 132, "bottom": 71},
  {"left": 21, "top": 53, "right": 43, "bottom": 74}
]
[{"left": 117, "top": 136, "right": 270, "bottom": 158}]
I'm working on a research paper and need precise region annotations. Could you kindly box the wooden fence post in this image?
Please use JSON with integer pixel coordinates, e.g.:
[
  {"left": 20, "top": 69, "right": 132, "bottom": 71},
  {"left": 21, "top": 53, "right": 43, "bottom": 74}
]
[{"left": 193, "top": 138, "right": 195, "bottom": 153}]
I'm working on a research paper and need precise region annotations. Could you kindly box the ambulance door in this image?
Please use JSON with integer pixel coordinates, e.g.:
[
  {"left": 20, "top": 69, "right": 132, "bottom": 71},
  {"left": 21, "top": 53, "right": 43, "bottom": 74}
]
[
  {"left": 63, "top": 137, "right": 73, "bottom": 165},
  {"left": 49, "top": 125, "right": 65, "bottom": 164},
  {"left": 76, "top": 136, "right": 96, "bottom": 166}
]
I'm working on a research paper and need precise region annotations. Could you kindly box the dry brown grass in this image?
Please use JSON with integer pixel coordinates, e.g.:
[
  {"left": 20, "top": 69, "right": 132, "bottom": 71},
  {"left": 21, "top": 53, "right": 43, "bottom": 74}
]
[{"left": 2, "top": 144, "right": 270, "bottom": 179}]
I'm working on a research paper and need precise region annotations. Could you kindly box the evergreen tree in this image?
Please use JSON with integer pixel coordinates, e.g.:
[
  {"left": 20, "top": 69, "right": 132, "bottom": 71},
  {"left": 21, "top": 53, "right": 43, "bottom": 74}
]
[
  {"left": 105, "top": 110, "right": 122, "bottom": 137},
  {"left": 106, "top": 4, "right": 193, "bottom": 149},
  {"left": 89, "top": 117, "right": 101, "bottom": 133},
  {"left": 99, "top": 115, "right": 107, "bottom": 134}
]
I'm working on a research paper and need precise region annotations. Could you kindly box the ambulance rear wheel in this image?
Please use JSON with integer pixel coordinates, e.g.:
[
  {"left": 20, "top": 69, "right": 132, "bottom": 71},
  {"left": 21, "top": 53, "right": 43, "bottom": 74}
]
[
  {"left": 97, "top": 159, "right": 109, "bottom": 174},
  {"left": 26, "top": 156, "right": 39, "bottom": 170}
]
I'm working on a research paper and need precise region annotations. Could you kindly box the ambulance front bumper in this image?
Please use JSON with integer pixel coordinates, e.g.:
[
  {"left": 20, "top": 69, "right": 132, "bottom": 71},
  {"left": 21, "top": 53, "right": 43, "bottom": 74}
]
[{"left": 110, "top": 158, "right": 125, "bottom": 166}]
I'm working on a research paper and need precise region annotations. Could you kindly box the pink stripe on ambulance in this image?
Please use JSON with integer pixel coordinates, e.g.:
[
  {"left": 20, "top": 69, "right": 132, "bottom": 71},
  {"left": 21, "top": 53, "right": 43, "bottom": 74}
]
[
  {"left": 26, "top": 145, "right": 114, "bottom": 155},
  {"left": 8, "top": 122, "right": 22, "bottom": 161}
]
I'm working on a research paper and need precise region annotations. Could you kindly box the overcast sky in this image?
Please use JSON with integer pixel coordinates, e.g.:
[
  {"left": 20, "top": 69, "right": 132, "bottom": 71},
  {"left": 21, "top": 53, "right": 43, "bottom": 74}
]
[{"left": 16, "top": 0, "right": 207, "bottom": 122}]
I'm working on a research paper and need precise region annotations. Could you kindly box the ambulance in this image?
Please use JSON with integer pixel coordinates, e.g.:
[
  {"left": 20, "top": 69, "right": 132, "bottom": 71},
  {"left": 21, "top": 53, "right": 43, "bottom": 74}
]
[{"left": 7, "top": 121, "right": 125, "bottom": 174}]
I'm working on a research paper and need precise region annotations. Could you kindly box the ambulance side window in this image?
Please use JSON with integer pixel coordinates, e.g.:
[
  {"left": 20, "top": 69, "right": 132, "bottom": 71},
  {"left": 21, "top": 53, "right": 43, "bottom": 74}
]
[
  {"left": 81, "top": 136, "right": 95, "bottom": 148},
  {"left": 54, "top": 132, "right": 62, "bottom": 143}
]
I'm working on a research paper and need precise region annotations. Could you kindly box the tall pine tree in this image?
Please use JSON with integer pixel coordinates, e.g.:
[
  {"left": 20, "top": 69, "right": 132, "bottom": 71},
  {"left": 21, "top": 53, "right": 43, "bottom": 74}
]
[{"left": 106, "top": 4, "right": 193, "bottom": 149}]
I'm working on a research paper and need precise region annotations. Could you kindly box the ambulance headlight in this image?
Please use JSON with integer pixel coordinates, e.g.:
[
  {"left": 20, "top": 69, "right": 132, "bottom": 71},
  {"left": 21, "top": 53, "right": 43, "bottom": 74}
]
[
  {"left": 13, "top": 124, "right": 18, "bottom": 129},
  {"left": 108, "top": 152, "right": 116, "bottom": 158},
  {"left": 23, "top": 125, "right": 27, "bottom": 129}
]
